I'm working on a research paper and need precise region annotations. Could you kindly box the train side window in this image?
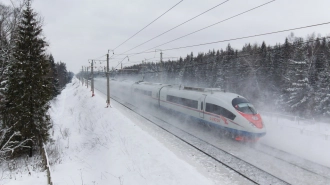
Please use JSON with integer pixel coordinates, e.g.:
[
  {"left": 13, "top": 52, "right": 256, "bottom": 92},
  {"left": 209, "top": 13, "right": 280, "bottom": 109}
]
[
  {"left": 201, "top": 102, "right": 203, "bottom": 110},
  {"left": 134, "top": 88, "right": 152, "bottom": 97},
  {"left": 167, "top": 95, "right": 198, "bottom": 109},
  {"left": 206, "top": 103, "right": 236, "bottom": 120}
]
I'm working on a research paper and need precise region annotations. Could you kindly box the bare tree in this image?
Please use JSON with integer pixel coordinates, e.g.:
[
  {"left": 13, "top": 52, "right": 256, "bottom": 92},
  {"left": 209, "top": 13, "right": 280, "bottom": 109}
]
[{"left": 0, "top": 126, "right": 32, "bottom": 163}]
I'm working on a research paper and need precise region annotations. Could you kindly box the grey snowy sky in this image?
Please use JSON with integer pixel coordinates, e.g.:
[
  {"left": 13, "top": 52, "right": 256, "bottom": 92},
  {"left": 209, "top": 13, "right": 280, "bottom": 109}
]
[{"left": 4, "top": 0, "right": 330, "bottom": 73}]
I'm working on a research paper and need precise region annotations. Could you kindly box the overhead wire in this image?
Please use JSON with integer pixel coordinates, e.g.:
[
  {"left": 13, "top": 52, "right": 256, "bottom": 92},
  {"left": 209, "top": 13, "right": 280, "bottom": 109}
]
[
  {"left": 112, "top": 0, "right": 184, "bottom": 51},
  {"left": 153, "top": 21, "right": 330, "bottom": 52},
  {"left": 109, "top": 0, "right": 275, "bottom": 71},
  {"left": 118, "top": 36, "right": 330, "bottom": 75},
  {"left": 142, "top": 0, "right": 276, "bottom": 53},
  {"left": 108, "top": 0, "right": 330, "bottom": 76},
  {"left": 89, "top": 54, "right": 107, "bottom": 61},
  {"left": 113, "top": 21, "right": 330, "bottom": 57},
  {"left": 119, "top": 0, "right": 231, "bottom": 55},
  {"left": 113, "top": 56, "right": 130, "bottom": 69},
  {"left": 111, "top": 0, "right": 273, "bottom": 61},
  {"left": 113, "top": 0, "right": 277, "bottom": 60},
  {"left": 121, "top": 57, "right": 178, "bottom": 66}
]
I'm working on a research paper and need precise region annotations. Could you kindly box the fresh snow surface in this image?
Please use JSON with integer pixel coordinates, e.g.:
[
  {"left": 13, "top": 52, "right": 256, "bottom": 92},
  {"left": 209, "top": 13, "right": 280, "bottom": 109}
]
[
  {"left": 260, "top": 114, "right": 330, "bottom": 167},
  {"left": 47, "top": 78, "right": 215, "bottom": 185},
  {"left": 0, "top": 156, "right": 47, "bottom": 185}
]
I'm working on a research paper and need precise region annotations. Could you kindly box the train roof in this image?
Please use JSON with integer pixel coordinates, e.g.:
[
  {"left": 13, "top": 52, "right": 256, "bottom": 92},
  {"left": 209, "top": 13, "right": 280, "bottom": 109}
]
[
  {"left": 136, "top": 81, "right": 169, "bottom": 86},
  {"left": 164, "top": 84, "right": 245, "bottom": 101},
  {"left": 209, "top": 92, "right": 244, "bottom": 102},
  {"left": 112, "top": 79, "right": 247, "bottom": 101}
]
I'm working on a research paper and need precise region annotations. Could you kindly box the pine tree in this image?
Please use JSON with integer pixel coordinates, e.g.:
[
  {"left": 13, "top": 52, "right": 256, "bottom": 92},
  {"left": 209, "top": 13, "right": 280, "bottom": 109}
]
[
  {"left": 0, "top": 38, "right": 10, "bottom": 101},
  {"left": 315, "top": 38, "right": 330, "bottom": 115},
  {"left": 194, "top": 52, "right": 205, "bottom": 87},
  {"left": 120, "top": 33, "right": 330, "bottom": 118},
  {"left": 213, "top": 50, "right": 225, "bottom": 89},
  {"left": 282, "top": 38, "right": 312, "bottom": 115},
  {"left": 48, "top": 54, "right": 60, "bottom": 98},
  {"left": 0, "top": 3, "right": 21, "bottom": 103},
  {"left": 182, "top": 52, "right": 194, "bottom": 86},
  {"left": 174, "top": 57, "right": 184, "bottom": 84},
  {"left": 56, "top": 61, "right": 68, "bottom": 89},
  {"left": 2, "top": 1, "right": 52, "bottom": 156}
]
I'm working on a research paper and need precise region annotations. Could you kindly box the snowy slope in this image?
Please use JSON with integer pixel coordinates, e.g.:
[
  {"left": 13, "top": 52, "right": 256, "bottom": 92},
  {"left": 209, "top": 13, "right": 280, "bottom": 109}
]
[{"left": 47, "top": 78, "right": 215, "bottom": 185}]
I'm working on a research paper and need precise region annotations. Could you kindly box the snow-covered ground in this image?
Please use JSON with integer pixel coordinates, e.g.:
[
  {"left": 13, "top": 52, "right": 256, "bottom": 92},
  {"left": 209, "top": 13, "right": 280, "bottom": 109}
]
[
  {"left": 2, "top": 77, "right": 330, "bottom": 184},
  {"left": 47, "top": 78, "right": 215, "bottom": 185},
  {"left": 0, "top": 157, "right": 47, "bottom": 185},
  {"left": 260, "top": 113, "right": 330, "bottom": 167},
  {"left": 92, "top": 77, "right": 330, "bottom": 184},
  {"left": 94, "top": 77, "right": 330, "bottom": 169}
]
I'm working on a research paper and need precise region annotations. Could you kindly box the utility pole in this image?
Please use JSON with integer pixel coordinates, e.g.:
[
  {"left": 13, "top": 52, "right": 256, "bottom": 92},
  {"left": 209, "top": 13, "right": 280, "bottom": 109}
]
[
  {"left": 91, "top": 60, "right": 95, "bottom": 97},
  {"left": 82, "top": 66, "right": 84, "bottom": 85},
  {"left": 106, "top": 53, "right": 110, "bottom": 108},
  {"left": 84, "top": 66, "right": 86, "bottom": 86},
  {"left": 160, "top": 51, "right": 163, "bottom": 83},
  {"left": 86, "top": 67, "right": 89, "bottom": 88}
]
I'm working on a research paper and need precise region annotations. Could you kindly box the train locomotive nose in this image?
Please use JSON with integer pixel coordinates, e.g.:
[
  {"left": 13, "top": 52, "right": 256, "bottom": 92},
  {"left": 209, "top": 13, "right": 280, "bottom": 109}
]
[{"left": 247, "top": 114, "right": 263, "bottom": 129}]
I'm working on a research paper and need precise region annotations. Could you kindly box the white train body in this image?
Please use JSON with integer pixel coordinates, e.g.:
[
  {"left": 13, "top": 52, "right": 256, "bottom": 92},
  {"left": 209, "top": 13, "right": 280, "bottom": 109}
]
[{"left": 110, "top": 79, "right": 266, "bottom": 140}]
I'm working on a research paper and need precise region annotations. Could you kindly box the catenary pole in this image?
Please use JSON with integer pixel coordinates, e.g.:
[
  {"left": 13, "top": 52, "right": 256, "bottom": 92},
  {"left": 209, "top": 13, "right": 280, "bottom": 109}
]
[
  {"left": 121, "top": 63, "right": 123, "bottom": 77},
  {"left": 82, "top": 66, "right": 84, "bottom": 85},
  {"left": 84, "top": 66, "right": 86, "bottom": 86},
  {"left": 86, "top": 67, "right": 89, "bottom": 88},
  {"left": 160, "top": 51, "right": 163, "bottom": 82},
  {"left": 91, "top": 60, "right": 95, "bottom": 97},
  {"left": 106, "top": 53, "right": 110, "bottom": 107}
]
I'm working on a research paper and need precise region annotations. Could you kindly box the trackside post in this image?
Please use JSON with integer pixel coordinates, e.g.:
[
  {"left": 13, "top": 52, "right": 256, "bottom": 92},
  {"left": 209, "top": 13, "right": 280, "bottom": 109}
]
[
  {"left": 91, "top": 60, "right": 95, "bottom": 97},
  {"left": 106, "top": 53, "right": 110, "bottom": 107},
  {"left": 81, "top": 66, "right": 84, "bottom": 86}
]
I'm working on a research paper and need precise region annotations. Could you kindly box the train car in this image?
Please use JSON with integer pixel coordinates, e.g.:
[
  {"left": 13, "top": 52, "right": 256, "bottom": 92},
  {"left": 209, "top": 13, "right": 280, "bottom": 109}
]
[
  {"left": 110, "top": 79, "right": 266, "bottom": 141},
  {"left": 131, "top": 81, "right": 164, "bottom": 106},
  {"left": 110, "top": 79, "right": 133, "bottom": 101}
]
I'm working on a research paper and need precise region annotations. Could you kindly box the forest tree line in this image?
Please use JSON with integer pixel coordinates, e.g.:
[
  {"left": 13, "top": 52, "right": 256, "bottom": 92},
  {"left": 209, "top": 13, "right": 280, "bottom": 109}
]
[
  {"left": 0, "top": 1, "right": 73, "bottom": 160},
  {"left": 113, "top": 33, "right": 330, "bottom": 118}
]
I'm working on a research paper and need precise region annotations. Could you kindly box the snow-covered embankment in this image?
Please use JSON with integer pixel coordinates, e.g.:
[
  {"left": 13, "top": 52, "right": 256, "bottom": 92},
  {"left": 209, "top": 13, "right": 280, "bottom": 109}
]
[{"left": 48, "top": 78, "right": 214, "bottom": 185}]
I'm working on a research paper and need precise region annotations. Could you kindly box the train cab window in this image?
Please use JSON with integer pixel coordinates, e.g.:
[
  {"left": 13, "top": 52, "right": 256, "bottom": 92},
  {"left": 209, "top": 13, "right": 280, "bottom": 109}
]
[
  {"left": 232, "top": 97, "right": 257, "bottom": 114},
  {"left": 206, "top": 103, "right": 236, "bottom": 120},
  {"left": 167, "top": 95, "right": 198, "bottom": 109}
]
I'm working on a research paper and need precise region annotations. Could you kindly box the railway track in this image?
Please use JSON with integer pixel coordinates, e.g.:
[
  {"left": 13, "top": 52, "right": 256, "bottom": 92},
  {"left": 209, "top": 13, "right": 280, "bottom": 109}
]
[
  {"left": 108, "top": 94, "right": 290, "bottom": 185},
  {"left": 93, "top": 80, "right": 330, "bottom": 185},
  {"left": 252, "top": 143, "right": 330, "bottom": 181}
]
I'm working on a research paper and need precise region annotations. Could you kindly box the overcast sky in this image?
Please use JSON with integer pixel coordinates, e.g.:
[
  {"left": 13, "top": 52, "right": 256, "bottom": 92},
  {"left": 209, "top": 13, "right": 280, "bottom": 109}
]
[{"left": 4, "top": 0, "right": 330, "bottom": 73}]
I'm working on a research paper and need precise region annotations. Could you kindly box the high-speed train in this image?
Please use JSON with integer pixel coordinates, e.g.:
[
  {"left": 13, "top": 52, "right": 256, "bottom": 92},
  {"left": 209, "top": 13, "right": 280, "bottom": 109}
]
[{"left": 110, "top": 79, "right": 266, "bottom": 141}]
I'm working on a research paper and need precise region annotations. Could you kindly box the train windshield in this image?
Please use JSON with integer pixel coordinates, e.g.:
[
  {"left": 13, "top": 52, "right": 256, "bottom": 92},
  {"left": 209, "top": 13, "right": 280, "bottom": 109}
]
[{"left": 232, "top": 97, "right": 257, "bottom": 115}]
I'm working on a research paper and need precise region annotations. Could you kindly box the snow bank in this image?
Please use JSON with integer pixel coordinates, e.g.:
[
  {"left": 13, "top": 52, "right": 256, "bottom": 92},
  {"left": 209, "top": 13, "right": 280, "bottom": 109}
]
[{"left": 48, "top": 78, "right": 214, "bottom": 185}]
